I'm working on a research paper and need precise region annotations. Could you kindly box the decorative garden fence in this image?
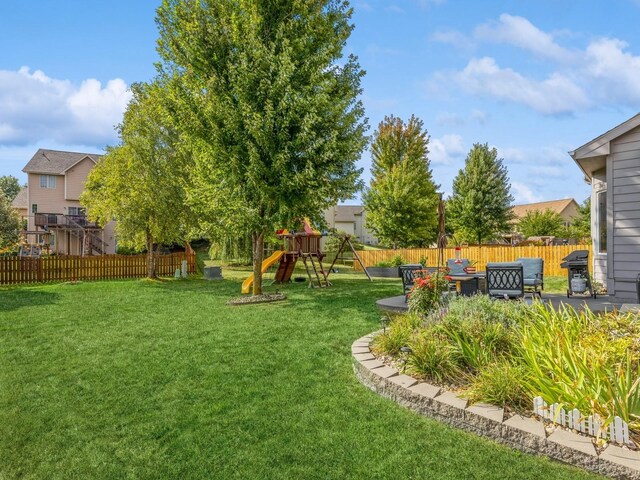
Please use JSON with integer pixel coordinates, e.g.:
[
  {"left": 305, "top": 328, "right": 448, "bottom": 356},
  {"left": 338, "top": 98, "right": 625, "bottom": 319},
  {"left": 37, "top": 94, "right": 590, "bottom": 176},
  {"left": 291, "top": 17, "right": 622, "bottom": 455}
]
[
  {"left": 355, "top": 244, "right": 593, "bottom": 277},
  {"left": 533, "top": 396, "right": 630, "bottom": 444},
  {"left": 0, "top": 246, "right": 196, "bottom": 285}
]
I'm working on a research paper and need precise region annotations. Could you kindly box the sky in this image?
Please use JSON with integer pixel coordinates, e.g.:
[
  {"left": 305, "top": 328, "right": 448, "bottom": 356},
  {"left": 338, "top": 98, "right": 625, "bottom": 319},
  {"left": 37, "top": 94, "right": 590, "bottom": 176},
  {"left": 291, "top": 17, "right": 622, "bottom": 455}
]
[{"left": 2, "top": 1, "right": 640, "bottom": 206}]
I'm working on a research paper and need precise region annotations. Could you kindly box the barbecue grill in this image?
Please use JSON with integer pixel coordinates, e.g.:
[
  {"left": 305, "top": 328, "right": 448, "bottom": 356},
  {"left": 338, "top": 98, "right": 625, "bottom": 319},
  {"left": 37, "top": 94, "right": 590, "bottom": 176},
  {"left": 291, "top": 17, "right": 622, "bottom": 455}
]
[{"left": 560, "top": 250, "right": 596, "bottom": 298}]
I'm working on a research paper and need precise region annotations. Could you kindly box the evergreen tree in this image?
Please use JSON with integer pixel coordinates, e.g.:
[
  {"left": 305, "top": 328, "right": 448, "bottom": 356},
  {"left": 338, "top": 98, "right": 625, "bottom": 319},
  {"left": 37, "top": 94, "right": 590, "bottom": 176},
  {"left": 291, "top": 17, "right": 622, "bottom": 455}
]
[
  {"left": 518, "top": 209, "right": 565, "bottom": 238},
  {"left": 156, "top": 0, "right": 367, "bottom": 294},
  {"left": 448, "top": 143, "right": 514, "bottom": 245},
  {"left": 363, "top": 115, "right": 439, "bottom": 248}
]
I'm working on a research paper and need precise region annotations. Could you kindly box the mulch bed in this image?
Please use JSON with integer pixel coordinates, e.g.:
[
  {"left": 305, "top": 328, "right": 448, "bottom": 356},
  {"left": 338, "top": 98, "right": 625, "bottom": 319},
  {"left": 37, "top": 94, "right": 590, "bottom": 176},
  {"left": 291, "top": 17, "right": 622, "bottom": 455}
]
[{"left": 227, "top": 293, "right": 287, "bottom": 306}]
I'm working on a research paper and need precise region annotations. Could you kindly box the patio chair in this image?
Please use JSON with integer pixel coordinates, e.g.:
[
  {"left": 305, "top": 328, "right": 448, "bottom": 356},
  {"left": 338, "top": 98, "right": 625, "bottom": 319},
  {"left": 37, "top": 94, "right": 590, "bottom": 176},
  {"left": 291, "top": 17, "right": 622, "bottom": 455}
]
[
  {"left": 399, "top": 264, "right": 424, "bottom": 297},
  {"left": 446, "top": 258, "right": 469, "bottom": 275},
  {"left": 516, "top": 257, "right": 544, "bottom": 297},
  {"left": 486, "top": 262, "right": 524, "bottom": 299}
]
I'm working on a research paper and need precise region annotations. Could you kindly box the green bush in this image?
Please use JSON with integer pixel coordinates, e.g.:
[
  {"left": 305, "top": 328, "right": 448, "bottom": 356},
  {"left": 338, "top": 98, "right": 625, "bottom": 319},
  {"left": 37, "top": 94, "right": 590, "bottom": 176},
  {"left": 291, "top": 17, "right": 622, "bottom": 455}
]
[
  {"left": 407, "top": 272, "right": 449, "bottom": 316},
  {"left": 467, "top": 360, "right": 528, "bottom": 409},
  {"left": 374, "top": 255, "right": 405, "bottom": 268},
  {"left": 407, "top": 330, "right": 459, "bottom": 383},
  {"left": 371, "top": 314, "right": 422, "bottom": 357}
]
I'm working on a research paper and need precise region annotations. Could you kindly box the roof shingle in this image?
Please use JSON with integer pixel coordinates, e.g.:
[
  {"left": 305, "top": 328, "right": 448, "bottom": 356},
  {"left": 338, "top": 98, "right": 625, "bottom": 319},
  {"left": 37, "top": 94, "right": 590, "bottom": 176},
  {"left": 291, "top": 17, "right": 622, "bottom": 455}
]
[{"left": 22, "top": 149, "right": 101, "bottom": 175}]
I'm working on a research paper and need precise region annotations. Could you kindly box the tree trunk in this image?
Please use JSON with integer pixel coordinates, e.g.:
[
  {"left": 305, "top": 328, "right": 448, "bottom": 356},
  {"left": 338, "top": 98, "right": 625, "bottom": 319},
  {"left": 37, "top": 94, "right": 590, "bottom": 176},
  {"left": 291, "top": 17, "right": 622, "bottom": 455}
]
[
  {"left": 251, "top": 230, "right": 265, "bottom": 295},
  {"left": 147, "top": 232, "right": 156, "bottom": 279}
]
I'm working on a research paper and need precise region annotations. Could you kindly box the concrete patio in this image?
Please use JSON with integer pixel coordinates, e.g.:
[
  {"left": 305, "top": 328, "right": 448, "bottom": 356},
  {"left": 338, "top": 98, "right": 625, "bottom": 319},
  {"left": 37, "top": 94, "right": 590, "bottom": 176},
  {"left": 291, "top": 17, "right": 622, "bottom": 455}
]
[{"left": 376, "top": 293, "right": 626, "bottom": 314}]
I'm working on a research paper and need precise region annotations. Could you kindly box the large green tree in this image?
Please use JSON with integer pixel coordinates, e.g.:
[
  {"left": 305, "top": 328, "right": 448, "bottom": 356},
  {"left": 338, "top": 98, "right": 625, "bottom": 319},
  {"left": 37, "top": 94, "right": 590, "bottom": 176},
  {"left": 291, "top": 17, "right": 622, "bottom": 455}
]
[
  {"left": 156, "top": 0, "right": 367, "bottom": 294},
  {"left": 363, "top": 115, "right": 439, "bottom": 248},
  {"left": 448, "top": 143, "right": 514, "bottom": 245},
  {"left": 518, "top": 209, "right": 565, "bottom": 238},
  {"left": 82, "top": 83, "right": 190, "bottom": 278},
  {"left": 0, "top": 175, "right": 22, "bottom": 202},
  {"left": 0, "top": 194, "right": 20, "bottom": 249}
]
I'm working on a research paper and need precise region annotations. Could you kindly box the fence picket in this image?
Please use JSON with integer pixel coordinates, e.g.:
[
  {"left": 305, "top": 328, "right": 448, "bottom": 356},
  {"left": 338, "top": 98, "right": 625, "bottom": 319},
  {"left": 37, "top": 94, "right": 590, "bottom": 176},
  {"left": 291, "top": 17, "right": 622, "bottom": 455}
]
[
  {"left": 355, "top": 244, "right": 593, "bottom": 277},
  {"left": 0, "top": 248, "right": 197, "bottom": 285}
]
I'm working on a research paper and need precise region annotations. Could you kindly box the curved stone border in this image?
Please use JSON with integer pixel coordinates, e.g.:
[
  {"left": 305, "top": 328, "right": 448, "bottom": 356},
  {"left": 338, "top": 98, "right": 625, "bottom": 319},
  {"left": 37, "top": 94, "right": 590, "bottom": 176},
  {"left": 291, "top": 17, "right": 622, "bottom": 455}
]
[{"left": 352, "top": 333, "right": 640, "bottom": 479}]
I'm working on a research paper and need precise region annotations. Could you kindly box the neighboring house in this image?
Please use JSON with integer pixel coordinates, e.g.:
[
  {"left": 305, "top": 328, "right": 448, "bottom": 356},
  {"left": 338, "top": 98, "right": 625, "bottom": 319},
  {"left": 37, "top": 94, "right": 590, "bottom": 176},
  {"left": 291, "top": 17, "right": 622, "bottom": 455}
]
[
  {"left": 17, "top": 149, "right": 116, "bottom": 255},
  {"left": 323, "top": 205, "right": 378, "bottom": 245},
  {"left": 570, "top": 113, "right": 640, "bottom": 301},
  {"left": 11, "top": 187, "right": 28, "bottom": 222},
  {"left": 510, "top": 199, "right": 580, "bottom": 229}
]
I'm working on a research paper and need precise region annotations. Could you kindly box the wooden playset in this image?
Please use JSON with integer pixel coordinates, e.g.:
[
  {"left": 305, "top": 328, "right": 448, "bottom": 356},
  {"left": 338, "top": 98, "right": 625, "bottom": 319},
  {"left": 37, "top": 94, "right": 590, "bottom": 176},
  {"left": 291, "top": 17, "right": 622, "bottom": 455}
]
[{"left": 241, "top": 219, "right": 370, "bottom": 293}]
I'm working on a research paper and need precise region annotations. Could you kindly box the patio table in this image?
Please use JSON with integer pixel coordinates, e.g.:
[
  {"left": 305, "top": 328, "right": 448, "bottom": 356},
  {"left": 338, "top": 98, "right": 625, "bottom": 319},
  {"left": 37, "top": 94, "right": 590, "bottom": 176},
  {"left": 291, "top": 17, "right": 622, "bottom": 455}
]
[{"left": 447, "top": 272, "right": 486, "bottom": 296}]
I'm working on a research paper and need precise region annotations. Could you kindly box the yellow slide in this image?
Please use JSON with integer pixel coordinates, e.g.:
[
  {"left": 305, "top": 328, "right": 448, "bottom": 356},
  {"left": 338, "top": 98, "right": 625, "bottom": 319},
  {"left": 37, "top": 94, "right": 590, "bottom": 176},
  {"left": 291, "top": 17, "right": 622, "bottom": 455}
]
[{"left": 241, "top": 250, "right": 286, "bottom": 294}]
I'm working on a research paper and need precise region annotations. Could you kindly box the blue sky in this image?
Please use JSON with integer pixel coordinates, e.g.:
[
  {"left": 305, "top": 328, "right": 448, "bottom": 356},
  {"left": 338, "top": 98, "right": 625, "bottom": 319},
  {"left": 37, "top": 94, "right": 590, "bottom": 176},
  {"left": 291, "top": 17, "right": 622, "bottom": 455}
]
[{"left": 2, "top": 1, "right": 640, "bottom": 205}]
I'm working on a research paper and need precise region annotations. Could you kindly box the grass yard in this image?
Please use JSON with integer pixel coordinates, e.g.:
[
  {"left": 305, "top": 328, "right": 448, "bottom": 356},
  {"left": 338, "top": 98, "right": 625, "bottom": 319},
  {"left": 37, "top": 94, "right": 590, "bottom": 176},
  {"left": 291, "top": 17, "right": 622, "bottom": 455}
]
[{"left": 0, "top": 271, "right": 600, "bottom": 479}]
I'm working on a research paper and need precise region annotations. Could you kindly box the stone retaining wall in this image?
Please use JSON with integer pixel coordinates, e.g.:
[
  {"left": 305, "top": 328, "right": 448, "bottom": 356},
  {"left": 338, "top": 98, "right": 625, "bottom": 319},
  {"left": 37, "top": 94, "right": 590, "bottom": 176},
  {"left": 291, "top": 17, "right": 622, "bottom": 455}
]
[{"left": 352, "top": 333, "right": 640, "bottom": 479}]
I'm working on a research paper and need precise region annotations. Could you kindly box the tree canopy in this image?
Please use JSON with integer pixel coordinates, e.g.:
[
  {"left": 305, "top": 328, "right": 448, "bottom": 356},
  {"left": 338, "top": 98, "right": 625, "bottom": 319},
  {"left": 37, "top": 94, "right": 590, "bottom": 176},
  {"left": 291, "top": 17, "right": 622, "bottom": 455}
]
[
  {"left": 0, "top": 194, "right": 20, "bottom": 249},
  {"left": 517, "top": 209, "right": 565, "bottom": 238},
  {"left": 155, "top": 0, "right": 368, "bottom": 293},
  {"left": 447, "top": 143, "right": 514, "bottom": 245},
  {"left": 363, "top": 115, "right": 439, "bottom": 248},
  {"left": 0, "top": 175, "right": 22, "bottom": 202},
  {"left": 82, "top": 82, "right": 190, "bottom": 278},
  {"left": 570, "top": 197, "right": 591, "bottom": 240}
]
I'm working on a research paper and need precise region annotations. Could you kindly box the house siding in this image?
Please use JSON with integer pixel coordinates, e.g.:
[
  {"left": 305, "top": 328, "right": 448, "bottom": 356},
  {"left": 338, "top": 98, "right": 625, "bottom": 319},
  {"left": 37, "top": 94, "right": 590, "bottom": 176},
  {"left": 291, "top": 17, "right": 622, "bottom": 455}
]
[
  {"left": 609, "top": 126, "right": 640, "bottom": 300},
  {"left": 65, "top": 157, "right": 95, "bottom": 200}
]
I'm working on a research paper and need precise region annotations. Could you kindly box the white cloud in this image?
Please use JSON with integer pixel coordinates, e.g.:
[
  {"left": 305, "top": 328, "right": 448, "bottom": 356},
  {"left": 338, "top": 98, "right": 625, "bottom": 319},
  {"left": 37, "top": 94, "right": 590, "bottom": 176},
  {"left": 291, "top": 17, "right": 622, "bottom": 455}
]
[
  {"left": 470, "top": 109, "right": 487, "bottom": 124},
  {"left": 430, "top": 134, "right": 465, "bottom": 164},
  {"left": 496, "top": 146, "right": 526, "bottom": 163},
  {"left": 0, "top": 67, "right": 131, "bottom": 146},
  {"left": 431, "top": 29, "right": 475, "bottom": 51},
  {"left": 511, "top": 181, "right": 543, "bottom": 204},
  {"left": 474, "top": 14, "right": 575, "bottom": 63},
  {"left": 451, "top": 57, "right": 589, "bottom": 115},
  {"left": 527, "top": 165, "right": 564, "bottom": 177},
  {"left": 584, "top": 38, "right": 640, "bottom": 103}
]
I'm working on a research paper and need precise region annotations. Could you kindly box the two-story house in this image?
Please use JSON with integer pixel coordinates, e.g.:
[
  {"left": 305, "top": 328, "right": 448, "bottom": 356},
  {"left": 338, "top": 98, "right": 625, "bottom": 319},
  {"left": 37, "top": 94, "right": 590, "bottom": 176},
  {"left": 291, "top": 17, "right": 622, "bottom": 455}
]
[{"left": 13, "top": 149, "right": 116, "bottom": 255}]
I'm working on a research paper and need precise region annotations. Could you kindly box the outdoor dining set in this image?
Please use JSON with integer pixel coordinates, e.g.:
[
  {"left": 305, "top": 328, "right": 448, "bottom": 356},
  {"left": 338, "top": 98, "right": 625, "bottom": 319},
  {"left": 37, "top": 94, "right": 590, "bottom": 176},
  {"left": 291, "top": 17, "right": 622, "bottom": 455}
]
[{"left": 400, "top": 257, "right": 545, "bottom": 301}]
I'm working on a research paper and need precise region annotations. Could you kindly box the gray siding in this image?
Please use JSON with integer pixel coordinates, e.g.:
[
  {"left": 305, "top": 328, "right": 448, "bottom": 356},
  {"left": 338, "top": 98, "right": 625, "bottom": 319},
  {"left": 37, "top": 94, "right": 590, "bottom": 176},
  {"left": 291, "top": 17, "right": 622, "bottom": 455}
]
[{"left": 610, "top": 126, "right": 640, "bottom": 300}]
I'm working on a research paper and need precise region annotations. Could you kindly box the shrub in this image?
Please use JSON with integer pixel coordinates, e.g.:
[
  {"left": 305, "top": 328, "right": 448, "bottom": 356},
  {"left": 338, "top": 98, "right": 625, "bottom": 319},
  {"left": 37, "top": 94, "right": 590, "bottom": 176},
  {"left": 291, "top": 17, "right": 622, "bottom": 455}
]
[
  {"left": 371, "top": 313, "right": 422, "bottom": 357},
  {"left": 407, "top": 330, "right": 459, "bottom": 383},
  {"left": 517, "top": 303, "right": 640, "bottom": 427},
  {"left": 467, "top": 360, "right": 528, "bottom": 409},
  {"left": 407, "top": 272, "right": 449, "bottom": 316}
]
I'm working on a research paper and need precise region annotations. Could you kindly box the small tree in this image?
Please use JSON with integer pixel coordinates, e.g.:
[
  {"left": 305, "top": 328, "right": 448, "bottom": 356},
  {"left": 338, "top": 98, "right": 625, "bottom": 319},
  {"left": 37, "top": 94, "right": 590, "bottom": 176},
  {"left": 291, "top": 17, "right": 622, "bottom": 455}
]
[
  {"left": 0, "top": 194, "right": 20, "bottom": 248},
  {"left": 448, "top": 143, "right": 514, "bottom": 244},
  {"left": 0, "top": 175, "right": 22, "bottom": 202},
  {"left": 363, "top": 115, "right": 439, "bottom": 248},
  {"left": 82, "top": 83, "right": 190, "bottom": 278},
  {"left": 156, "top": 0, "right": 367, "bottom": 294},
  {"left": 518, "top": 209, "right": 565, "bottom": 238},
  {"left": 569, "top": 197, "right": 591, "bottom": 240}
]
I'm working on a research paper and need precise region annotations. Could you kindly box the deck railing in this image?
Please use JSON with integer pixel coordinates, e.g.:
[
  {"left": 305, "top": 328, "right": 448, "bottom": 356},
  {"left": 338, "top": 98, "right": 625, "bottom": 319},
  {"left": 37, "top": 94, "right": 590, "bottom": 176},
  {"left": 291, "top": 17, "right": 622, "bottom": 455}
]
[{"left": 34, "top": 213, "right": 101, "bottom": 229}]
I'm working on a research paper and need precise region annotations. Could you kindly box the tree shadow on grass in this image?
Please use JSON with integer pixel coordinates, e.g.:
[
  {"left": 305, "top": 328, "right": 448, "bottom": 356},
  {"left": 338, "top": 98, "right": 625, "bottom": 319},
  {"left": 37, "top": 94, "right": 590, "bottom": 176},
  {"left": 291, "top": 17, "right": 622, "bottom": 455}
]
[{"left": 0, "top": 289, "right": 60, "bottom": 312}]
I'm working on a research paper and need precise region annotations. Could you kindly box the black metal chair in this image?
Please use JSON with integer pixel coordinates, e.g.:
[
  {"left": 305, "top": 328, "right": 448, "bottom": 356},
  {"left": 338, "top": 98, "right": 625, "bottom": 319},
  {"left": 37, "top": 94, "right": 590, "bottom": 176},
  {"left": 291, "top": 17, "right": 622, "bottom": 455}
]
[
  {"left": 399, "top": 264, "right": 424, "bottom": 297},
  {"left": 486, "top": 262, "right": 524, "bottom": 299}
]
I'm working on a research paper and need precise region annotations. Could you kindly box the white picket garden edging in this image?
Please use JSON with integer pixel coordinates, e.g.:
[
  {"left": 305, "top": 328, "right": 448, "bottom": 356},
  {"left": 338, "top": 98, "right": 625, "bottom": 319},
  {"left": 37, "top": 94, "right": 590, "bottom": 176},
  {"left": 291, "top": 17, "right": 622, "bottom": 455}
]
[{"left": 533, "top": 396, "right": 630, "bottom": 444}]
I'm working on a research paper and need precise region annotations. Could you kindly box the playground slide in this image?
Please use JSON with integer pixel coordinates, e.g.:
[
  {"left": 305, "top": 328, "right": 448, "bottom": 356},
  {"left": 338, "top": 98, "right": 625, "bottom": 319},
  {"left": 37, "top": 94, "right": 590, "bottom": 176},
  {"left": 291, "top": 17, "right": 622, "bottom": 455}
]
[{"left": 241, "top": 250, "right": 286, "bottom": 294}]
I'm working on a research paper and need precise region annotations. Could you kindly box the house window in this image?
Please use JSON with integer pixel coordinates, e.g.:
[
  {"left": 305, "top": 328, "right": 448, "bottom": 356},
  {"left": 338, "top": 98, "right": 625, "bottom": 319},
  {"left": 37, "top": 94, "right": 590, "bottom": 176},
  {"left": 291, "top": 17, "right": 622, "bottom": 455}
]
[
  {"left": 597, "top": 190, "right": 607, "bottom": 253},
  {"left": 31, "top": 203, "right": 37, "bottom": 214},
  {"left": 40, "top": 175, "right": 57, "bottom": 189},
  {"left": 68, "top": 207, "right": 86, "bottom": 216}
]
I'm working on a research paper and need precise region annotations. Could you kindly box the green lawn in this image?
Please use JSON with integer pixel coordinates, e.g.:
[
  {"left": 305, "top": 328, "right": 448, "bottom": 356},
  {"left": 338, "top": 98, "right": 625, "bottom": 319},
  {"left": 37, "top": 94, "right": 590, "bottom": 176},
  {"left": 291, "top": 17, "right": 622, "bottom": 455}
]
[{"left": 1, "top": 272, "right": 600, "bottom": 479}]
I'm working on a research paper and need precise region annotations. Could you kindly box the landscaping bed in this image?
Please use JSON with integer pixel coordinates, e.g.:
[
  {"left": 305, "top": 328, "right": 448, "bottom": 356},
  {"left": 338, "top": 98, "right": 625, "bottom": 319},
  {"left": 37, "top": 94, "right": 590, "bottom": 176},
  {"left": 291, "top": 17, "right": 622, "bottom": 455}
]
[{"left": 372, "top": 294, "right": 640, "bottom": 451}]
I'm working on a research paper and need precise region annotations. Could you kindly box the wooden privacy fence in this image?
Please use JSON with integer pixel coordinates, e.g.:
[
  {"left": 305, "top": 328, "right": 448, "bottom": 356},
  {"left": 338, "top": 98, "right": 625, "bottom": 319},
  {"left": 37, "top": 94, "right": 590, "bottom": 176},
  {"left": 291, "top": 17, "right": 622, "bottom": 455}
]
[
  {"left": 0, "top": 248, "right": 196, "bottom": 285},
  {"left": 355, "top": 244, "right": 593, "bottom": 277}
]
